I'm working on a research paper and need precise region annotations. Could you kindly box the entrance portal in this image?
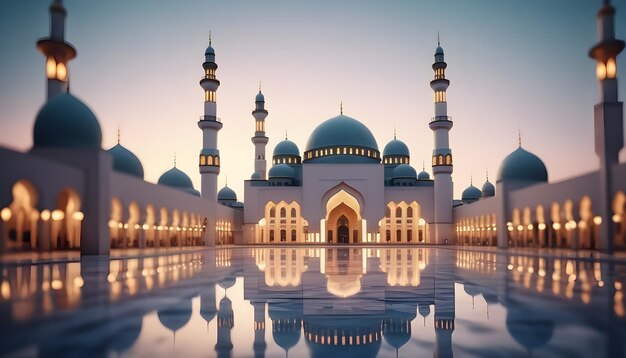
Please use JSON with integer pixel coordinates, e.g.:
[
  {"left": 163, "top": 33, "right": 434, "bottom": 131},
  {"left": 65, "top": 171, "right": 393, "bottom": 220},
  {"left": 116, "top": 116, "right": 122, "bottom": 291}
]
[{"left": 337, "top": 215, "right": 350, "bottom": 244}]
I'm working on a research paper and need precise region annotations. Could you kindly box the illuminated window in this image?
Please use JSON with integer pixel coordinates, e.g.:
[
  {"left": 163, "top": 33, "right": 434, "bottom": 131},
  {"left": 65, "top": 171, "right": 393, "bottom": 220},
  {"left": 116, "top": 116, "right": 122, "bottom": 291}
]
[
  {"left": 438, "top": 155, "right": 443, "bottom": 165},
  {"left": 343, "top": 147, "right": 347, "bottom": 154},
  {"left": 435, "top": 90, "right": 446, "bottom": 103},
  {"left": 350, "top": 148, "right": 353, "bottom": 154},
  {"left": 368, "top": 150, "right": 371, "bottom": 156},
  {"left": 205, "top": 68, "right": 216, "bottom": 79},
  {"left": 56, "top": 63, "right": 67, "bottom": 81},
  {"left": 446, "top": 154, "right": 452, "bottom": 165},
  {"left": 330, "top": 148, "right": 334, "bottom": 155},
  {"left": 46, "top": 57, "right": 57, "bottom": 79},
  {"left": 208, "top": 156, "right": 214, "bottom": 165},
  {"left": 205, "top": 91, "right": 216, "bottom": 102},
  {"left": 432, "top": 156, "right": 437, "bottom": 166},
  {"left": 200, "top": 155, "right": 206, "bottom": 165},
  {"left": 336, "top": 147, "right": 340, "bottom": 154},
  {"left": 215, "top": 156, "right": 220, "bottom": 165}
]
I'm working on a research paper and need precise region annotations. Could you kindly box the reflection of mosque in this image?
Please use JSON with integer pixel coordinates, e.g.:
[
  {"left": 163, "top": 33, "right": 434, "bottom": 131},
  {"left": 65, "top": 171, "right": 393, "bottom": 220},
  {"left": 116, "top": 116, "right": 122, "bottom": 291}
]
[{"left": 1, "top": 248, "right": 625, "bottom": 357}]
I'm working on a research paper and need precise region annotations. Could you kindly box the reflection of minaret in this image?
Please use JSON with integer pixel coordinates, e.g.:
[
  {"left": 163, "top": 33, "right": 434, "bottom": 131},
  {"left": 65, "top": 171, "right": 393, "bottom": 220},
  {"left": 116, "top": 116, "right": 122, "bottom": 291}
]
[
  {"left": 383, "top": 301, "right": 417, "bottom": 358},
  {"left": 589, "top": 0, "right": 624, "bottom": 253},
  {"left": 200, "top": 283, "right": 218, "bottom": 332},
  {"left": 215, "top": 292, "right": 234, "bottom": 358},
  {"left": 434, "top": 254, "right": 455, "bottom": 358},
  {"left": 269, "top": 300, "right": 303, "bottom": 357},
  {"left": 37, "top": 0, "right": 76, "bottom": 99},
  {"left": 251, "top": 300, "right": 267, "bottom": 358},
  {"left": 157, "top": 298, "right": 192, "bottom": 350}
]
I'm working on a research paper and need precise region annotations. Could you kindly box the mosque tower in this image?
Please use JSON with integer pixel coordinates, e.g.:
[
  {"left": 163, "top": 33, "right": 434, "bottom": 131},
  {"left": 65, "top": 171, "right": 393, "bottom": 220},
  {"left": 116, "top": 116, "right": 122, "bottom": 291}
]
[
  {"left": 36, "top": 0, "right": 76, "bottom": 99},
  {"left": 251, "top": 85, "right": 269, "bottom": 179},
  {"left": 251, "top": 300, "right": 267, "bottom": 358},
  {"left": 198, "top": 32, "right": 222, "bottom": 202},
  {"left": 589, "top": 0, "right": 624, "bottom": 253},
  {"left": 429, "top": 36, "right": 454, "bottom": 244}
]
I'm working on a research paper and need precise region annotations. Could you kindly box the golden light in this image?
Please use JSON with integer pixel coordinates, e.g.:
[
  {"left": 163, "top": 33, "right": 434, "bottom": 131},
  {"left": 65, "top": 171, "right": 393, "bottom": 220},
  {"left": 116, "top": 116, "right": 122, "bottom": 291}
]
[
  {"left": 597, "top": 61, "right": 607, "bottom": 80},
  {"left": 51, "top": 210, "right": 65, "bottom": 221},
  {"left": 507, "top": 226, "right": 513, "bottom": 232},
  {"left": 517, "top": 225, "right": 523, "bottom": 231},
  {"left": 553, "top": 223, "right": 561, "bottom": 230},
  {"left": 107, "top": 274, "right": 116, "bottom": 283},
  {"left": 606, "top": 58, "right": 617, "bottom": 78},
  {"left": 134, "top": 224, "right": 140, "bottom": 230},
  {"left": 593, "top": 216, "right": 602, "bottom": 225},
  {"left": 72, "top": 211, "right": 84, "bottom": 221},
  {"left": 56, "top": 62, "right": 67, "bottom": 81},
  {"left": 0, "top": 207, "right": 12, "bottom": 222},
  {"left": 108, "top": 220, "right": 117, "bottom": 228},
  {"left": 123, "top": 223, "right": 129, "bottom": 229},
  {"left": 31, "top": 211, "right": 39, "bottom": 221},
  {"left": 142, "top": 224, "right": 149, "bottom": 230},
  {"left": 613, "top": 214, "right": 621, "bottom": 223},
  {"left": 51, "top": 280, "right": 63, "bottom": 290},
  {"left": 46, "top": 56, "right": 57, "bottom": 78},
  {"left": 567, "top": 220, "right": 577, "bottom": 230},
  {"left": 538, "top": 223, "right": 546, "bottom": 230},
  {"left": 527, "top": 224, "right": 533, "bottom": 230},
  {"left": 73, "top": 276, "right": 84, "bottom": 288},
  {"left": 41, "top": 209, "right": 51, "bottom": 221}
]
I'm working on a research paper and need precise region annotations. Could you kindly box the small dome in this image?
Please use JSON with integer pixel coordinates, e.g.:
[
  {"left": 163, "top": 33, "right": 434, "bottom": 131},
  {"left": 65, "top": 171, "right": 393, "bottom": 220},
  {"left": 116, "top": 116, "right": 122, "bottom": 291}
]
[
  {"left": 107, "top": 144, "right": 144, "bottom": 179},
  {"left": 33, "top": 93, "right": 102, "bottom": 149},
  {"left": 498, "top": 147, "right": 548, "bottom": 182},
  {"left": 205, "top": 45, "right": 215, "bottom": 55},
  {"left": 506, "top": 306, "right": 554, "bottom": 351},
  {"left": 189, "top": 188, "right": 201, "bottom": 197},
  {"left": 418, "top": 170, "right": 430, "bottom": 180},
  {"left": 231, "top": 201, "right": 244, "bottom": 209},
  {"left": 392, "top": 164, "right": 417, "bottom": 179},
  {"left": 273, "top": 139, "right": 300, "bottom": 157},
  {"left": 435, "top": 46, "right": 444, "bottom": 55},
  {"left": 482, "top": 180, "right": 495, "bottom": 197},
  {"left": 268, "top": 164, "right": 296, "bottom": 179},
  {"left": 462, "top": 184, "right": 482, "bottom": 203},
  {"left": 255, "top": 91, "right": 265, "bottom": 102},
  {"left": 218, "top": 186, "right": 237, "bottom": 202},
  {"left": 383, "top": 139, "right": 410, "bottom": 157},
  {"left": 158, "top": 298, "right": 193, "bottom": 332},
  {"left": 251, "top": 172, "right": 261, "bottom": 179},
  {"left": 158, "top": 167, "right": 194, "bottom": 190}
]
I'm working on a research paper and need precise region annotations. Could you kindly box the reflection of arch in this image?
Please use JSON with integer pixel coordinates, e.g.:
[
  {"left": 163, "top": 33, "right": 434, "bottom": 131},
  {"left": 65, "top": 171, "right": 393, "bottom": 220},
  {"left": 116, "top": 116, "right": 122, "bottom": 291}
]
[
  {"left": 4, "top": 180, "right": 39, "bottom": 251},
  {"left": 127, "top": 201, "right": 140, "bottom": 248},
  {"left": 614, "top": 192, "right": 626, "bottom": 249}
]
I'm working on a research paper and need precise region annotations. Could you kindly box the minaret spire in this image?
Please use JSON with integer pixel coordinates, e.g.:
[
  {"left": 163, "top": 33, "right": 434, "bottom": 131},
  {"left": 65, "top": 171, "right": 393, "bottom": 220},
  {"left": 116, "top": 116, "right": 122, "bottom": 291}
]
[
  {"left": 518, "top": 128, "right": 522, "bottom": 148},
  {"left": 117, "top": 125, "right": 120, "bottom": 145},
  {"left": 437, "top": 31, "right": 440, "bottom": 46},
  {"left": 393, "top": 127, "right": 397, "bottom": 139},
  {"left": 251, "top": 84, "right": 269, "bottom": 179},
  {"left": 209, "top": 30, "right": 212, "bottom": 46},
  {"left": 340, "top": 101, "right": 343, "bottom": 115},
  {"left": 174, "top": 152, "right": 177, "bottom": 167}
]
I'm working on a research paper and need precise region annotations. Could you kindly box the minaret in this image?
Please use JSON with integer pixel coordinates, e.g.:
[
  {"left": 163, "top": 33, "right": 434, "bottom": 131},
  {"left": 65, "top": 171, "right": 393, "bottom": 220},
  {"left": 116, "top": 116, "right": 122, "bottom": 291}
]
[
  {"left": 36, "top": 0, "right": 76, "bottom": 99},
  {"left": 589, "top": 0, "right": 624, "bottom": 254},
  {"left": 198, "top": 32, "right": 222, "bottom": 202},
  {"left": 429, "top": 35, "right": 454, "bottom": 244},
  {"left": 252, "top": 84, "right": 269, "bottom": 179},
  {"left": 251, "top": 300, "right": 267, "bottom": 358}
]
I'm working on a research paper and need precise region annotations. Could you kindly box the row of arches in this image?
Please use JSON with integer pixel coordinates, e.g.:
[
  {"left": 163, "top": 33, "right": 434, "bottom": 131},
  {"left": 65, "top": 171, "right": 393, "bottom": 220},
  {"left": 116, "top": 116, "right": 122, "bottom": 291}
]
[
  {"left": 506, "top": 194, "right": 621, "bottom": 249},
  {"left": 199, "top": 154, "right": 220, "bottom": 167},
  {"left": 109, "top": 198, "right": 207, "bottom": 249},
  {"left": 379, "top": 201, "right": 428, "bottom": 243},
  {"left": 257, "top": 201, "right": 308, "bottom": 243},
  {"left": 432, "top": 154, "right": 452, "bottom": 166},
  {"left": 1, "top": 180, "right": 82, "bottom": 253},
  {"left": 455, "top": 214, "right": 497, "bottom": 246}
]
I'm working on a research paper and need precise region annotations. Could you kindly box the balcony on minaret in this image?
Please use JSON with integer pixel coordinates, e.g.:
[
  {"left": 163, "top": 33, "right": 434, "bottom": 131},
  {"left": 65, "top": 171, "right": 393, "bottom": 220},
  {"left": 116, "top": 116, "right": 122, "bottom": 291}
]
[
  {"left": 199, "top": 115, "right": 221, "bottom": 122},
  {"left": 429, "top": 116, "right": 453, "bottom": 130}
]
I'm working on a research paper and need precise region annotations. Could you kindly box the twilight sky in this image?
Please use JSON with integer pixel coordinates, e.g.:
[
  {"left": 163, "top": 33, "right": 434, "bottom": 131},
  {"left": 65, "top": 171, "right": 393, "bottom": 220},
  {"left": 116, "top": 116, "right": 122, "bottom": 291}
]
[{"left": 0, "top": 0, "right": 624, "bottom": 199}]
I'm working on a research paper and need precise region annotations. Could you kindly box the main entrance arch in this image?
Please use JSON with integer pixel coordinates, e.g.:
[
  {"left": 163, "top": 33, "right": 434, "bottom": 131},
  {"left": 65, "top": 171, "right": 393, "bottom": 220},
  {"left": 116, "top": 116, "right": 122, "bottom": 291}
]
[{"left": 323, "top": 187, "right": 363, "bottom": 244}]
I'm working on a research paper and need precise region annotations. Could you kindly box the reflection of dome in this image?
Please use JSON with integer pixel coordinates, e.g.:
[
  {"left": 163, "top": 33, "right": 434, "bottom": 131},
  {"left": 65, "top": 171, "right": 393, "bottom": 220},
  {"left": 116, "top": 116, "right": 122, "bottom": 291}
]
[
  {"left": 462, "top": 185, "right": 482, "bottom": 203},
  {"left": 392, "top": 164, "right": 417, "bottom": 179},
  {"left": 383, "top": 302, "right": 416, "bottom": 351},
  {"left": 304, "top": 316, "right": 382, "bottom": 358},
  {"left": 383, "top": 139, "right": 409, "bottom": 158},
  {"left": 273, "top": 139, "right": 300, "bottom": 157},
  {"left": 158, "top": 298, "right": 193, "bottom": 333},
  {"left": 108, "top": 144, "right": 144, "bottom": 179},
  {"left": 33, "top": 93, "right": 102, "bottom": 149},
  {"left": 218, "top": 276, "right": 236, "bottom": 290},
  {"left": 269, "top": 300, "right": 303, "bottom": 353},
  {"left": 326, "top": 274, "right": 362, "bottom": 298},
  {"left": 200, "top": 286, "right": 218, "bottom": 324},
  {"left": 506, "top": 305, "right": 554, "bottom": 351},
  {"left": 498, "top": 147, "right": 548, "bottom": 182},
  {"left": 107, "top": 316, "right": 143, "bottom": 353},
  {"left": 418, "top": 303, "right": 431, "bottom": 318},
  {"left": 481, "top": 180, "right": 495, "bottom": 197},
  {"left": 158, "top": 167, "right": 199, "bottom": 196},
  {"left": 218, "top": 186, "right": 237, "bottom": 202},
  {"left": 463, "top": 283, "right": 482, "bottom": 297},
  {"left": 305, "top": 115, "right": 379, "bottom": 164},
  {"left": 268, "top": 164, "right": 296, "bottom": 179}
]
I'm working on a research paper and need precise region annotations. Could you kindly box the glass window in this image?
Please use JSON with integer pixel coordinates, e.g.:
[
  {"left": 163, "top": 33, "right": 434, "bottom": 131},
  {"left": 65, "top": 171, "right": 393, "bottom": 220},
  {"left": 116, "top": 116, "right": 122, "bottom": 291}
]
[
  {"left": 208, "top": 156, "right": 214, "bottom": 165},
  {"left": 291, "top": 208, "right": 296, "bottom": 217},
  {"left": 396, "top": 207, "right": 402, "bottom": 218},
  {"left": 280, "top": 208, "right": 286, "bottom": 218}
]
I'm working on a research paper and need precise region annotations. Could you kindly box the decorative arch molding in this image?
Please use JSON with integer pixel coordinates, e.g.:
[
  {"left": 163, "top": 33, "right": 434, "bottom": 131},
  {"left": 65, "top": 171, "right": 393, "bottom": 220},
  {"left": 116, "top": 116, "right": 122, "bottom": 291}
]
[{"left": 321, "top": 182, "right": 365, "bottom": 220}]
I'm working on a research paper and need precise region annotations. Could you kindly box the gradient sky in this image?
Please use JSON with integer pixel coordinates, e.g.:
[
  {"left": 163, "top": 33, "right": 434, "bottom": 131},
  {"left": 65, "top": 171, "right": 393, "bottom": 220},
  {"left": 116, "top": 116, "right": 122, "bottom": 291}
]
[{"left": 0, "top": 0, "right": 624, "bottom": 200}]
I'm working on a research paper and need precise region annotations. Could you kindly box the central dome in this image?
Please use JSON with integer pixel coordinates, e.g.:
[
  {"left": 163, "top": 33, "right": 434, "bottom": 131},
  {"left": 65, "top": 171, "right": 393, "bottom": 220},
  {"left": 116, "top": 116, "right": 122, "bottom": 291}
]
[{"left": 304, "top": 114, "right": 379, "bottom": 164}]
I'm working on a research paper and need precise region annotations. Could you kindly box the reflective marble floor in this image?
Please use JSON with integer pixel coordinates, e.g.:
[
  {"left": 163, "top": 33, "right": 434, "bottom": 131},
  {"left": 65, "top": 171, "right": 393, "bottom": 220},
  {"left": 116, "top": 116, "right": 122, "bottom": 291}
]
[{"left": 0, "top": 247, "right": 625, "bottom": 357}]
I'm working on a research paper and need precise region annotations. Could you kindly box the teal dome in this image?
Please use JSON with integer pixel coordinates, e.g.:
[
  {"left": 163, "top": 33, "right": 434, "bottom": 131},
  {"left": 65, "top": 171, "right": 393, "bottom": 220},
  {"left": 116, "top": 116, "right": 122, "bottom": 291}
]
[
  {"left": 305, "top": 114, "right": 379, "bottom": 164},
  {"left": 269, "top": 164, "right": 295, "bottom": 178},
  {"left": 392, "top": 164, "right": 417, "bottom": 179},
  {"left": 231, "top": 201, "right": 244, "bottom": 209},
  {"left": 33, "top": 93, "right": 102, "bottom": 149},
  {"left": 158, "top": 167, "right": 194, "bottom": 191},
  {"left": 218, "top": 186, "right": 237, "bottom": 202},
  {"left": 383, "top": 139, "right": 410, "bottom": 157},
  {"left": 107, "top": 144, "right": 144, "bottom": 179},
  {"left": 273, "top": 139, "right": 300, "bottom": 157},
  {"left": 255, "top": 92, "right": 265, "bottom": 102},
  {"left": 482, "top": 180, "right": 495, "bottom": 197},
  {"left": 251, "top": 172, "right": 262, "bottom": 179},
  {"left": 418, "top": 170, "right": 430, "bottom": 180},
  {"left": 462, "top": 184, "right": 482, "bottom": 203},
  {"left": 498, "top": 147, "right": 548, "bottom": 182},
  {"left": 205, "top": 45, "right": 215, "bottom": 55},
  {"left": 435, "top": 46, "right": 444, "bottom": 55}
]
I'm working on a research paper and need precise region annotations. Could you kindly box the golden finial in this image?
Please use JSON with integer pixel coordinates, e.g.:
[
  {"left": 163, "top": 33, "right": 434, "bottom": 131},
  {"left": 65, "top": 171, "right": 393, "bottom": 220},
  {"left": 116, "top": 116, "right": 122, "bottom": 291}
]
[
  {"left": 117, "top": 124, "right": 120, "bottom": 144},
  {"left": 208, "top": 30, "right": 212, "bottom": 46},
  {"left": 393, "top": 127, "right": 396, "bottom": 140},
  {"left": 174, "top": 152, "right": 177, "bottom": 167},
  {"left": 437, "top": 31, "right": 440, "bottom": 46},
  {"left": 518, "top": 128, "right": 522, "bottom": 148},
  {"left": 340, "top": 101, "right": 343, "bottom": 115}
]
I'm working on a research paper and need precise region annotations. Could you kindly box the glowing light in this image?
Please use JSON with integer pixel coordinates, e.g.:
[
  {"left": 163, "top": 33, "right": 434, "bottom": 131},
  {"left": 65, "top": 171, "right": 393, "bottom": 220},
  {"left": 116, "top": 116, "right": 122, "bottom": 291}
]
[
  {"left": 553, "top": 223, "right": 561, "bottom": 230},
  {"left": 593, "top": 216, "right": 602, "bottom": 225},
  {"left": 606, "top": 58, "right": 617, "bottom": 78},
  {"left": 527, "top": 224, "right": 533, "bottom": 230},
  {"left": 142, "top": 224, "right": 149, "bottom": 230},
  {"left": 1, "top": 281, "right": 10, "bottom": 299},
  {"left": 538, "top": 223, "right": 546, "bottom": 230},
  {"left": 567, "top": 220, "right": 576, "bottom": 230},
  {"left": 108, "top": 220, "right": 117, "bottom": 228},
  {"left": 597, "top": 61, "right": 607, "bottom": 80},
  {"left": 51, "top": 280, "right": 63, "bottom": 290},
  {"left": 0, "top": 208, "right": 11, "bottom": 222},
  {"left": 72, "top": 211, "right": 84, "bottom": 221},
  {"left": 568, "top": 274, "right": 577, "bottom": 282},
  {"left": 507, "top": 226, "right": 513, "bottom": 232},
  {"left": 598, "top": 280, "right": 605, "bottom": 287},
  {"left": 517, "top": 225, "right": 523, "bottom": 231},
  {"left": 613, "top": 214, "right": 621, "bottom": 223},
  {"left": 46, "top": 57, "right": 57, "bottom": 78},
  {"left": 507, "top": 264, "right": 514, "bottom": 270},
  {"left": 123, "top": 223, "right": 129, "bottom": 229},
  {"left": 56, "top": 62, "right": 67, "bottom": 81},
  {"left": 107, "top": 274, "right": 116, "bottom": 283},
  {"left": 134, "top": 224, "right": 140, "bottom": 230},
  {"left": 51, "top": 210, "right": 64, "bottom": 221},
  {"left": 538, "top": 269, "right": 546, "bottom": 277},
  {"left": 41, "top": 209, "right": 51, "bottom": 221},
  {"left": 73, "top": 276, "right": 84, "bottom": 288},
  {"left": 616, "top": 282, "right": 623, "bottom": 290}
]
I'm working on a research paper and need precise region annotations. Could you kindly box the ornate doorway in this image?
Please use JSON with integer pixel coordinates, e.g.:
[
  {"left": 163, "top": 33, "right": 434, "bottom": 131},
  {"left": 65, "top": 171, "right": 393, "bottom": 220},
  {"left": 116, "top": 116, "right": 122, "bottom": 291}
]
[{"left": 337, "top": 215, "right": 350, "bottom": 244}]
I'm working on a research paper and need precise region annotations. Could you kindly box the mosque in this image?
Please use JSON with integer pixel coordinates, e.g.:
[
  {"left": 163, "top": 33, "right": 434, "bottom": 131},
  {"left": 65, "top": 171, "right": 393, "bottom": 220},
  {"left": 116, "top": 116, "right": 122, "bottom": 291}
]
[{"left": 0, "top": 0, "right": 625, "bottom": 255}]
